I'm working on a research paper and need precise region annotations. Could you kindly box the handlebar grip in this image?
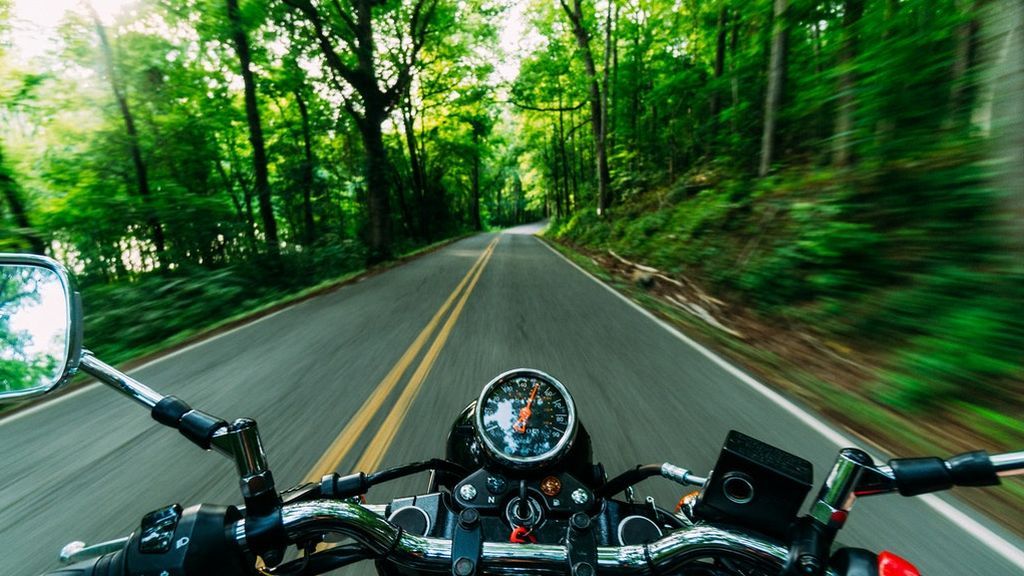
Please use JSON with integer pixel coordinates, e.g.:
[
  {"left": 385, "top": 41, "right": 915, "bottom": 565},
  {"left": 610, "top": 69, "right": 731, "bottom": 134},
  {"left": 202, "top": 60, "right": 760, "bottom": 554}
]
[
  {"left": 947, "top": 451, "right": 1000, "bottom": 487},
  {"left": 41, "top": 550, "right": 126, "bottom": 576},
  {"left": 889, "top": 451, "right": 999, "bottom": 496}
]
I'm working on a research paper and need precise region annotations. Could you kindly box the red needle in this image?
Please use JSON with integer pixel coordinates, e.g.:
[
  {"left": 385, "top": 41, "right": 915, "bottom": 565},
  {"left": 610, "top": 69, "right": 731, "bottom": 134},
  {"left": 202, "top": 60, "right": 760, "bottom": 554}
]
[{"left": 513, "top": 384, "right": 540, "bottom": 433}]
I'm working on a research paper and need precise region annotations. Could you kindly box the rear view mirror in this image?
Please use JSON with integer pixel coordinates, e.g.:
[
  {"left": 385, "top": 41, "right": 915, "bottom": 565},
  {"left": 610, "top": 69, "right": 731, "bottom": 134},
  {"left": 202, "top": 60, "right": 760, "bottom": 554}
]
[{"left": 0, "top": 254, "right": 82, "bottom": 402}]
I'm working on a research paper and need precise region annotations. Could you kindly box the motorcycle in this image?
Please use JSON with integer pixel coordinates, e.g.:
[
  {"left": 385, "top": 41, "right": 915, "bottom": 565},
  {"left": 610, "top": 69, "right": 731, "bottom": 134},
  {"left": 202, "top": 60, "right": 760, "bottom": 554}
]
[{"left": 1, "top": 253, "right": 1021, "bottom": 576}]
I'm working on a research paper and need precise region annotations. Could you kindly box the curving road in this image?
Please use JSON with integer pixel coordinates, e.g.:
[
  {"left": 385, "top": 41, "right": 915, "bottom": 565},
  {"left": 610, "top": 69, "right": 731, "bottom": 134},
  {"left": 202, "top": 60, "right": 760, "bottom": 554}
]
[{"left": 1, "top": 225, "right": 1022, "bottom": 575}]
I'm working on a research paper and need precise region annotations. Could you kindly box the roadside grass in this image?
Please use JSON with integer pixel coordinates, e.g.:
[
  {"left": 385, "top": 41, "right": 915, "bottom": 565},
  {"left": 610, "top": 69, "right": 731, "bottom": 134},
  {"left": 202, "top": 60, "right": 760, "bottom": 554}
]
[
  {"left": 542, "top": 236, "right": 1024, "bottom": 538},
  {"left": 0, "top": 234, "right": 472, "bottom": 418}
]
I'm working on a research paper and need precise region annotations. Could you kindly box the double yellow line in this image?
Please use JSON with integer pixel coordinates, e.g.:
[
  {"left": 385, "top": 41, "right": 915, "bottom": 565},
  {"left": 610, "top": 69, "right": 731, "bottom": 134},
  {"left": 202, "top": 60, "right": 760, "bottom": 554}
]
[{"left": 304, "top": 236, "right": 500, "bottom": 482}]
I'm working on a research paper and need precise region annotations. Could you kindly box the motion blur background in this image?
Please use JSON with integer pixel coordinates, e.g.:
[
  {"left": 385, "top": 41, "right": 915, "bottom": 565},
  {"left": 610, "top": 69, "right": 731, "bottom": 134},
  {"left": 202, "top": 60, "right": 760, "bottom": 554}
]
[{"left": 0, "top": 0, "right": 1021, "bottom": 548}]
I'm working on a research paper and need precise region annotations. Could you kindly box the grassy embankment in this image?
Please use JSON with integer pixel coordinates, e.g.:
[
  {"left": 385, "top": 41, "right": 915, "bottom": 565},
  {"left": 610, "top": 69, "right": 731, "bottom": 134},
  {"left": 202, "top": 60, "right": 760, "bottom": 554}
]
[{"left": 544, "top": 154, "right": 1024, "bottom": 535}]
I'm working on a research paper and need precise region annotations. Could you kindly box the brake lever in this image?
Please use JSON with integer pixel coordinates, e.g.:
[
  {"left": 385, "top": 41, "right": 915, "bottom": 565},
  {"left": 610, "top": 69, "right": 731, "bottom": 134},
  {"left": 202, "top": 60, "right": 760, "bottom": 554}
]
[{"left": 59, "top": 537, "right": 131, "bottom": 565}]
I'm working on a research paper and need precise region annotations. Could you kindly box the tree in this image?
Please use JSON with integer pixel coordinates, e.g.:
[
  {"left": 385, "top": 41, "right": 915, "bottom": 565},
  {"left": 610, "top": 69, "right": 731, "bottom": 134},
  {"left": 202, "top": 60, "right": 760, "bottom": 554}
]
[
  {"left": 980, "top": 0, "right": 1024, "bottom": 252},
  {"left": 0, "top": 146, "right": 44, "bottom": 254},
  {"left": 226, "top": 0, "right": 278, "bottom": 253},
  {"left": 759, "top": 0, "right": 788, "bottom": 176},
  {"left": 279, "top": 0, "right": 444, "bottom": 262},
  {"left": 709, "top": 5, "right": 729, "bottom": 150},
  {"left": 0, "top": 0, "right": 43, "bottom": 254},
  {"left": 88, "top": 5, "right": 167, "bottom": 261},
  {"left": 559, "top": 0, "right": 612, "bottom": 215},
  {"left": 832, "top": 0, "right": 864, "bottom": 167}
]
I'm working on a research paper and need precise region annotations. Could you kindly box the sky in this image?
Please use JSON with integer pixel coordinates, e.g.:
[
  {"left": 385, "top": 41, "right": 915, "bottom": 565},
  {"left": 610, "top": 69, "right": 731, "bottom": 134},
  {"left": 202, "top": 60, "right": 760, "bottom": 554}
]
[
  {"left": 5, "top": 267, "right": 69, "bottom": 376},
  {"left": 495, "top": 1, "right": 538, "bottom": 85},
  {"left": 10, "top": 0, "right": 536, "bottom": 78},
  {"left": 9, "top": 0, "right": 137, "bottom": 61}
]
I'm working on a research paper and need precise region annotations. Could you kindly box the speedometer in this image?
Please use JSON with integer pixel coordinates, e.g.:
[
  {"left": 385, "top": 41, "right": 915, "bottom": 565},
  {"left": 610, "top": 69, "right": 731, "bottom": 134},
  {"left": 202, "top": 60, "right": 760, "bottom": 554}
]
[{"left": 475, "top": 369, "right": 577, "bottom": 468}]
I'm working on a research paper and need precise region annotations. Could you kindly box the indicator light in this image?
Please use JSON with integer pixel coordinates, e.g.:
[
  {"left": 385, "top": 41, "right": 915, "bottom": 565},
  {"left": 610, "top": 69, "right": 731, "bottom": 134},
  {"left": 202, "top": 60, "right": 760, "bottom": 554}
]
[{"left": 540, "top": 476, "right": 562, "bottom": 496}]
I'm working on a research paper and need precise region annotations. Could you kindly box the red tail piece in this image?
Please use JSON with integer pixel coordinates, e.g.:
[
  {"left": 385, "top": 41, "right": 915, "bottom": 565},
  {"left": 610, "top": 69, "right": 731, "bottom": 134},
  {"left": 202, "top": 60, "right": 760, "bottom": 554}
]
[{"left": 879, "top": 551, "right": 921, "bottom": 576}]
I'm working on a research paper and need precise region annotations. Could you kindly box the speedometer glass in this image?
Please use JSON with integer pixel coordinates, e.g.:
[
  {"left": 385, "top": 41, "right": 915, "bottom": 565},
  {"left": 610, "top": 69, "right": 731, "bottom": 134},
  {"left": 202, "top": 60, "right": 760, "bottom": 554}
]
[{"left": 476, "top": 369, "right": 577, "bottom": 467}]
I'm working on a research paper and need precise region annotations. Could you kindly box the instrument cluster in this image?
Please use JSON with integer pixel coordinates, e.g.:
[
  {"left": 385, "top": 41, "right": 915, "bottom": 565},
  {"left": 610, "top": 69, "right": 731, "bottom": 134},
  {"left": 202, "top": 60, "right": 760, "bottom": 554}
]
[
  {"left": 475, "top": 369, "right": 577, "bottom": 468},
  {"left": 376, "top": 368, "right": 671, "bottom": 567}
]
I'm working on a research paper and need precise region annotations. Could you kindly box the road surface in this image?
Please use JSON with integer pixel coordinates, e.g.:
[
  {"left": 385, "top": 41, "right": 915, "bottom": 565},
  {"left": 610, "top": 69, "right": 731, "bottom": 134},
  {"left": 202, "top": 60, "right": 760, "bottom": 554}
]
[{"left": 2, "top": 225, "right": 1022, "bottom": 575}]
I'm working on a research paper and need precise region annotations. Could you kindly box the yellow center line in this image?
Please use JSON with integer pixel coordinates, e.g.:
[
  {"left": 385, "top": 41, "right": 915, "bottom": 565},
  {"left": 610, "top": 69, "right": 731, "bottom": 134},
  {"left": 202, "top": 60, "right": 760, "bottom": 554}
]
[
  {"left": 304, "top": 236, "right": 500, "bottom": 482},
  {"left": 351, "top": 237, "right": 499, "bottom": 474}
]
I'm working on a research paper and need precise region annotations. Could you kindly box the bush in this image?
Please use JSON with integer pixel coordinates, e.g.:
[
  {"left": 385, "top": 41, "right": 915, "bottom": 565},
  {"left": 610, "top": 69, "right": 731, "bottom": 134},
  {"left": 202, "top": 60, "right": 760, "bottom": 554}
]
[
  {"left": 879, "top": 273, "right": 1023, "bottom": 410},
  {"left": 549, "top": 159, "right": 1022, "bottom": 416},
  {"left": 80, "top": 238, "right": 374, "bottom": 363}
]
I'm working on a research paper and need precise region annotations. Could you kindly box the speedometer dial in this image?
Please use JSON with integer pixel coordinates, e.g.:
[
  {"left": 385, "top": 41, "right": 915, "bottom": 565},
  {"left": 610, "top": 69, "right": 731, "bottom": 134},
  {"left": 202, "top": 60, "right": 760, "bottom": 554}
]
[{"left": 475, "top": 369, "right": 577, "bottom": 468}]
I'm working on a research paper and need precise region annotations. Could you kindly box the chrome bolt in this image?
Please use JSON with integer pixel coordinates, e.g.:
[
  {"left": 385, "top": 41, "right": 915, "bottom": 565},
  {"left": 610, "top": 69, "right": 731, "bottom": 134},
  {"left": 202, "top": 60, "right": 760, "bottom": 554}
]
[
  {"left": 454, "top": 557, "right": 475, "bottom": 576},
  {"left": 459, "top": 484, "right": 478, "bottom": 501},
  {"left": 571, "top": 488, "right": 589, "bottom": 505},
  {"left": 573, "top": 562, "right": 595, "bottom": 576},
  {"left": 459, "top": 508, "right": 480, "bottom": 528},
  {"left": 570, "top": 512, "right": 590, "bottom": 530}
]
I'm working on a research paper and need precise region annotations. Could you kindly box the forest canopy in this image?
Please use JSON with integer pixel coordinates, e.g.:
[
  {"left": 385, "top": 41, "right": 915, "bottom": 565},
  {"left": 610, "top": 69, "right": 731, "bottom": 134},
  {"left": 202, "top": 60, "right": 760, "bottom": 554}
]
[{"left": 0, "top": 0, "right": 1020, "bottom": 419}]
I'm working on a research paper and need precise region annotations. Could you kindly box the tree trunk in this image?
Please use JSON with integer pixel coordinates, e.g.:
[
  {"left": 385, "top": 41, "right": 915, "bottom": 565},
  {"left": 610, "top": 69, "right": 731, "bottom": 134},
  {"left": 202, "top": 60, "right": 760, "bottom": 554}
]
[
  {"left": 90, "top": 8, "right": 165, "bottom": 259},
  {"left": 948, "top": 1, "right": 981, "bottom": 128},
  {"left": 632, "top": 18, "right": 642, "bottom": 176},
  {"left": 833, "top": 0, "right": 865, "bottom": 168},
  {"left": 730, "top": 11, "right": 740, "bottom": 134},
  {"left": 610, "top": 2, "right": 619, "bottom": 155},
  {"left": 569, "top": 108, "right": 579, "bottom": 205},
  {"left": 401, "top": 103, "right": 427, "bottom": 239},
  {"left": 710, "top": 7, "right": 728, "bottom": 151},
  {"left": 495, "top": 179, "right": 503, "bottom": 226},
  {"left": 0, "top": 160, "right": 44, "bottom": 254},
  {"left": 214, "top": 156, "right": 257, "bottom": 253},
  {"left": 561, "top": 0, "right": 612, "bottom": 215},
  {"left": 226, "top": 0, "right": 278, "bottom": 253},
  {"left": 295, "top": 89, "right": 316, "bottom": 245},
  {"left": 810, "top": 18, "right": 828, "bottom": 159},
  {"left": 394, "top": 171, "right": 413, "bottom": 237},
  {"left": 361, "top": 103, "right": 392, "bottom": 262},
  {"left": 558, "top": 93, "right": 572, "bottom": 214},
  {"left": 602, "top": 0, "right": 613, "bottom": 174},
  {"left": 471, "top": 123, "right": 483, "bottom": 231},
  {"left": 759, "top": 0, "right": 789, "bottom": 177},
  {"left": 551, "top": 128, "right": 563, "bottom": 218},
  {"left": 979, "top": 0, "right": 1024, "bottom": 252},
  {"left": 512, "top": 172, "right": 524, "bottom": 223}
]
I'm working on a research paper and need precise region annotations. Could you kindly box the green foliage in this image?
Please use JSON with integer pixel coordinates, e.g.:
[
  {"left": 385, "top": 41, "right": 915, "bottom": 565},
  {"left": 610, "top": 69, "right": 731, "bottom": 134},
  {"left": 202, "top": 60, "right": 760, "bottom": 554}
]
[
  {"left": 0, "top": 0, "right": 514, "bottom": 371},
  {"left": 552, "top": 154, "right": 1021, "bottom": 415},
  {"left": 530, "top": 0, "right": 1022, "bottom": 421},
  {"left": 0, "top": 0, "right": 1018, "bottom": 429},
  {"left": 81, "top": 239, "right": 370, "bottom": 363},
  {"left": 884, "top": 295, "right": 1019, "bottom": 407}
]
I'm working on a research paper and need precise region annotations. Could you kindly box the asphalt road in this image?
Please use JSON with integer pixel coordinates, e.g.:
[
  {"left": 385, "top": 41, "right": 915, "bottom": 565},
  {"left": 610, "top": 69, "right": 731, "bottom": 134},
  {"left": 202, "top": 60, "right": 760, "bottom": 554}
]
[{"left": 2, "top": 225, "right": 1022, "bottom": 575}]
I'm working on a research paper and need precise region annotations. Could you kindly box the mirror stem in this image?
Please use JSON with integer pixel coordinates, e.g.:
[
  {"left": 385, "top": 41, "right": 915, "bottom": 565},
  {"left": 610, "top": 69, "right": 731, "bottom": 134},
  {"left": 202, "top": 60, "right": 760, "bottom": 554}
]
[
  {"left": 79, "top": 351, "right": 165, "bottom": 409},
  {"left": 79, "top": 349, "right": 286, "bottom": 563}
]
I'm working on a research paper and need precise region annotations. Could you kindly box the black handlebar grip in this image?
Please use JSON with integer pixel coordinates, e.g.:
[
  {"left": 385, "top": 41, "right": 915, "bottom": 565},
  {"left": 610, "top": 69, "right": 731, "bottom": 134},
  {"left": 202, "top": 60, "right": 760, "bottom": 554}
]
[
  {"left": 947, "top": 450, "right": 999, "bottom": 487},
  {"left": 890, "top": 451, "right": 1000, "bottom": 496},
  {"left": 40, "top": 550, "right": 126, "bottom": 576},
  {"left": 152, "top": 396, "right": 191, "bottom": 428},
  {"left": 889, "top": 457, "right": 952, "bottom": 496}
]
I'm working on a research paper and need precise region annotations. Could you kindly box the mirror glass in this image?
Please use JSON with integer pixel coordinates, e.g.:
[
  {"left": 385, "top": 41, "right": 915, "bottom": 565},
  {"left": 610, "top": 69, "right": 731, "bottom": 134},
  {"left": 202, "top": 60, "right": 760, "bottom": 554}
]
[{"left": 0, "top": 265, "right": 71, "bottom": 397}]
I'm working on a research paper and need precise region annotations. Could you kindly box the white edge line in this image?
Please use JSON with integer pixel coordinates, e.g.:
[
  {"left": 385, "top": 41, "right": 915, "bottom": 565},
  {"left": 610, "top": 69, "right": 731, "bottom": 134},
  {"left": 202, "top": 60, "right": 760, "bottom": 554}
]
[
  {"left": 0, "top": 302, "right": 304, "bottom": 426},
  {"left": 537, "top": 236, "right": 1024, "bottom": 569}
]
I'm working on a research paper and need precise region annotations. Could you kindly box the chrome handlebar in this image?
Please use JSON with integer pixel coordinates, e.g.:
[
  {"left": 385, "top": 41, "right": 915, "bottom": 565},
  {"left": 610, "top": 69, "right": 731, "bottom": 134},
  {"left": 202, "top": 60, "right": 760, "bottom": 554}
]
[
  {"left": 993, "top": 451, "right": 1024, "bottom": 477},
  {"left": 233, "top": 499, "right": 840, "bottom": 576}
]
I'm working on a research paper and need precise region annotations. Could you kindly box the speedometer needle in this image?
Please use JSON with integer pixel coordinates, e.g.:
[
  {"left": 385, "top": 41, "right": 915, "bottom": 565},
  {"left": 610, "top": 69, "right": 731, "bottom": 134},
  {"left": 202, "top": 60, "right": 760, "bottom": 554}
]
[{"left": 513, "top": 383, "right": 540, "bottom": 433}]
